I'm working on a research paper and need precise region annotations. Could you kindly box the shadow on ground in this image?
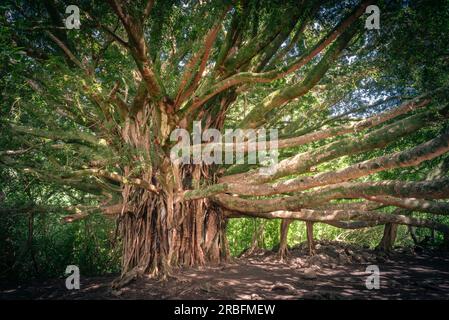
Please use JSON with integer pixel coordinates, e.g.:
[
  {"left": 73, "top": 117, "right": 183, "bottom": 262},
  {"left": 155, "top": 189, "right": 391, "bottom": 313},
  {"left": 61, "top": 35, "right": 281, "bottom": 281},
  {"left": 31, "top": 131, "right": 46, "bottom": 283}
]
[{"left": 2, "top": 241, "right": 449, "bottom": 300}]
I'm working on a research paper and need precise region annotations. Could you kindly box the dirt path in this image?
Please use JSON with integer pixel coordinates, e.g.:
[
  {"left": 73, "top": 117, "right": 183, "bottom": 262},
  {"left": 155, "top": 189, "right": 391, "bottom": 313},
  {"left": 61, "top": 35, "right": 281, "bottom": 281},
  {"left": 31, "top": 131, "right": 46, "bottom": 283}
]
[{"left": 2, "top": 242, "right": 449, "bottom": 300}]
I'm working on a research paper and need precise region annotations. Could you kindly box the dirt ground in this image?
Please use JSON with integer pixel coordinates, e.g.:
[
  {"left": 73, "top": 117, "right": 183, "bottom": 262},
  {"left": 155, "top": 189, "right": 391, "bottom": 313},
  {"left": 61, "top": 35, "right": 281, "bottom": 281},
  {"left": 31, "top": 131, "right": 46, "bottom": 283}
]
[{"left": 2, "top": 241, "right": 449, "bottom": 300}]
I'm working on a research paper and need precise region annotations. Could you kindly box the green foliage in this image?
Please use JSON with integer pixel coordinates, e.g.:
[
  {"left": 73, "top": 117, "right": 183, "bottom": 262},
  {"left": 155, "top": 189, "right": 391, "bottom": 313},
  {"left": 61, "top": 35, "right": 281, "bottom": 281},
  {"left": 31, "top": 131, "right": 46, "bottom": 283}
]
[
  {"left": 227, "top": 218, "right": 281, "bottom": 256},
  {"left": 0, "top": 169, "right": 120, "bottom": 283},
  {"left": 226, "top": 219, "right": 416, "bottom": 257},
  {"left": 1, "top": 0, "right": 448, "bottom": 282},
  {"left": 0, "top": 212, "right": 120, "bottom": 282}
]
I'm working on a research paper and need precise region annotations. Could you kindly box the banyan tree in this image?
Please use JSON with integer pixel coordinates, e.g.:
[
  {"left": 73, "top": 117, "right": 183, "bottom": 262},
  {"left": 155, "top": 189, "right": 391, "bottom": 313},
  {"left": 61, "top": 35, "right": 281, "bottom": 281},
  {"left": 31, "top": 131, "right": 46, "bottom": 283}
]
[{"left": 1, "top": 0, "right": 449, "bottom": 285}]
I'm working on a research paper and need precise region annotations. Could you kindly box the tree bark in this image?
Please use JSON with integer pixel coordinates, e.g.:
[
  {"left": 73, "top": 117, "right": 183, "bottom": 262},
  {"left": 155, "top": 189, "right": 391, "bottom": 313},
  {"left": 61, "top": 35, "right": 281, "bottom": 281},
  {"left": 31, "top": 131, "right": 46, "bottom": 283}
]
[
  {"left": 278, "top": 219, "right": 291, "bottom": 259},
  {"left": 114, "top": 100, "right": 228, "bottom": 283},
  {"left": 408, "top": 226, "right": 419, "bottom": 245},
  {"left": 116, "top": 163, "right": 228, "bottom": 285},
  {"left": 376, "top": 223, "right": 398, "bottom": 252},
  {"left": 306, "top": 221, "right": 315, "bottom": 256},
  {"left": 247, "top": 221, "right": 265, "bottom": 255}
]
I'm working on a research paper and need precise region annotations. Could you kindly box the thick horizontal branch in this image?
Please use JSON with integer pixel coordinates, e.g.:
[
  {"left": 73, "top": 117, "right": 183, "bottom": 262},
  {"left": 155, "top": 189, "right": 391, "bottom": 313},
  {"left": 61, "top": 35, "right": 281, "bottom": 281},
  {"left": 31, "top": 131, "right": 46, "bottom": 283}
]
[
  {"left": 0, "top": 203, "right": 123, "bottom": 222},
  {"left": 215, "top": 178, "right": 449, "bottom": 213},
  {"left": 364, "top": 196, "right": 449, "bottom": 216},
  {"left": 224, "top": 209, "right": 384, "bottom": 229},
  {"left": 10, "top": 124, "right": 107, "bottom": 148},
  {"left": 222, "top": 103, "right": 449, "bottom": 185},
  {"left": 326, "top": 220, "right": 383, "bottom": 229},
  {"left": 62, "top": 203, "right": 130, "bottom": 223},
  {"left": 70, "top": 169, "right": 159, "bottom": 194},
  {"left": 181, "top": 120, "right": 449, "bottom": 201},
  {"left": 236, "top": 124, "right": 449, "bottom": 195},
  {"left": 188, "top": 92, "right": 432, "bottom": 156},
  {"left": 0, "top": 146, "right": 35, "bottom": 157},
  {"left": 314, "top": 201, "right": 384, "bottom": 211},
  {"left": 226, "top": 209, "right": 449, "bottom": 234},
  {"left": 273, "top": 92, "right": 432, "bottom": 148}
]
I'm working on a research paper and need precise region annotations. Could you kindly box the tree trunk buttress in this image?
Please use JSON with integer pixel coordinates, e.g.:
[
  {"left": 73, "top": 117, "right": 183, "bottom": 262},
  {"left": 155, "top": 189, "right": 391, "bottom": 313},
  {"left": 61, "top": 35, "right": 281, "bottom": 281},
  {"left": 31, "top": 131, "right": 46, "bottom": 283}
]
[{"left": 117, "top": 163, "right": 228, "bottom": 282}]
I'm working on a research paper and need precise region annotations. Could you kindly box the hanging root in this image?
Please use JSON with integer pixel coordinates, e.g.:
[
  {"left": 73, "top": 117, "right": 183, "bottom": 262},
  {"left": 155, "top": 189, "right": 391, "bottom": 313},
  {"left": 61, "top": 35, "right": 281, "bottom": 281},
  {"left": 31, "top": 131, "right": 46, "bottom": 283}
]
[
  {"left": 116, "top": 189, "right": 171, "bottom": 285},
  {"left": 278, "top": 219, "right": 291, "bottom": 260},
  {"left": 113, "top": 166, "right": 228, "bottom": 289},
  {"left": 306, "top": 221, "right": 316, "bottom": 256},
  {"left": 111, "top": 266, "right": 143, "bottom": 290}
]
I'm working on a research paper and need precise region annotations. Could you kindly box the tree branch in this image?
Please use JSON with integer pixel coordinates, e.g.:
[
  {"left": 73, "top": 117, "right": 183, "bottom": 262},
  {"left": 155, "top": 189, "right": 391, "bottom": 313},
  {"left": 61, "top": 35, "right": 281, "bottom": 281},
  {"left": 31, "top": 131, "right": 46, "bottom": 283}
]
[
  {"left": 215, "top": 178, "right": 449, "bottom": 213},
  {"left": 222, "top": 104, "right": 449, "bottom": 184},
  {"left": 226, "top": 209, "right": 449, "bottom": 234}
]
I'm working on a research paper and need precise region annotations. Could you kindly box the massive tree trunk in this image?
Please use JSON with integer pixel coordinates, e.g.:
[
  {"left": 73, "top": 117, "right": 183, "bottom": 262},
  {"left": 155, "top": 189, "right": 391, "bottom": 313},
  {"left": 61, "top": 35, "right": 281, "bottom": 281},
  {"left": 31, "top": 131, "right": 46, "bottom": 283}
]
[
  {"left": 113, "top": 102, "right": 229, "bottom": 283},
  {"left": 118, "top": 163, "right": 227, "bottom": 283}
]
